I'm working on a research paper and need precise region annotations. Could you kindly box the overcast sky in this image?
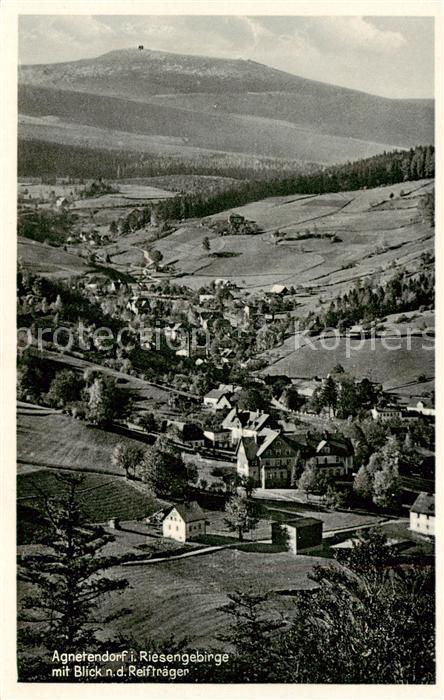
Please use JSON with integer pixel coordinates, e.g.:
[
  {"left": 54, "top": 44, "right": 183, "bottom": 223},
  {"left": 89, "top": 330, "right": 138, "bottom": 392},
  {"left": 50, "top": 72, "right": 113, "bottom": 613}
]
[{"left": 18, "top": 15, "right": 434, "bottom": 99}]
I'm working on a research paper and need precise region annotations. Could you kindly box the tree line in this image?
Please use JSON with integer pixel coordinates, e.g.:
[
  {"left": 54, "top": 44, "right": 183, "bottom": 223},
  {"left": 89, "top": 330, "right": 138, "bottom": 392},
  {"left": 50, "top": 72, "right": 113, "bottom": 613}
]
[
  {"left": 304, "top": 266, "right": 435, "bottom": 333},
  {"left": 18, "top": 138, "right": 315, "bottom": 182},
  {"left": 151, "top": 145, "right": 435, "bottom": 223}
]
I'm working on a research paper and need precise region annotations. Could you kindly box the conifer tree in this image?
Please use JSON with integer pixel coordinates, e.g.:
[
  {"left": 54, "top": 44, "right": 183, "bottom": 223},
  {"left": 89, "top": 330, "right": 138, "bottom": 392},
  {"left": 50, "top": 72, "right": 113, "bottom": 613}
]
[{"left": 17, "top": 474, "right": 129, "bottom": 680}]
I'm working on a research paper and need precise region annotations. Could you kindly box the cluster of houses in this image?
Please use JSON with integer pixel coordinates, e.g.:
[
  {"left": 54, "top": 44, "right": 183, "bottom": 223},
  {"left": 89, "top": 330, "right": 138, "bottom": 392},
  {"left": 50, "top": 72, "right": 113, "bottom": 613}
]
[
  {"left": 371, "top": 400, "right": 436, "bottom": 421},
  {"left": 189, "top": 383, "right": 354, "bottom": 488},
  {"left": 66, "top": 229, "right": 111, "bottom": 247},
  {"left": 157, "top": 488, "right": 434, "bottom": 549},
  {"left": 77, "top": 268, "right": 295, "bottom": 361}
]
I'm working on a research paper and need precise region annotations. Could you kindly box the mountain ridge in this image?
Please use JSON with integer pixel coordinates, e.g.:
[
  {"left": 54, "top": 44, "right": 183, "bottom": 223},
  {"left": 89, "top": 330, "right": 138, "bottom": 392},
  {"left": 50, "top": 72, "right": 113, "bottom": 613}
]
[{"left": 18, "top": 47, "right": 434, "bottom": 167}]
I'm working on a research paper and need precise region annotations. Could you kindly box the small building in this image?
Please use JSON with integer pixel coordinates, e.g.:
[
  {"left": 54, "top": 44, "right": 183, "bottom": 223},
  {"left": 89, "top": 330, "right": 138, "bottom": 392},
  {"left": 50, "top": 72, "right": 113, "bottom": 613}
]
[
  {"left": 406, "top": 400, "right": 435, "bottom": 418},
  {"left": 168, "top": 421, "right": 205, "bottom": 448},
  {"left": 56, "top": 196, "right": 70, "bottom": 209},
  {"left": 203, "top": 388, "right": 233, "bottom": 411},
  {"left": 269, "top": 284, "right": 288, "bottom": 296},
  {"left": 164, "top": 322, "right": 184, "bottom": 342},
  {"left": 410, "top": 492, "right": 435, "bottom": 537},
  {"left": 271, "top": 517, "right": 323, "bottom": 554},
  {"left": 199, "top": 294, "right": 216, "bottom": 306},
  {"left": 222, "top": 407, "right": 271, "bottom": 445},
  {"left": 162, "top": 502, "right": 207, "bottom": 543}
]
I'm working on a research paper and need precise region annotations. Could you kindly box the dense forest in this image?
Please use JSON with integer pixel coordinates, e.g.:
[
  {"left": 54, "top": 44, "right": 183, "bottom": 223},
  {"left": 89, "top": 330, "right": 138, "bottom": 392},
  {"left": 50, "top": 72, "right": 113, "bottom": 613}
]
[
  {"left": 17, "top": 139, "right": 313, "bottom": 182},
  {"left": 152, "top": 145, "right": 435, "bottom": 222}
]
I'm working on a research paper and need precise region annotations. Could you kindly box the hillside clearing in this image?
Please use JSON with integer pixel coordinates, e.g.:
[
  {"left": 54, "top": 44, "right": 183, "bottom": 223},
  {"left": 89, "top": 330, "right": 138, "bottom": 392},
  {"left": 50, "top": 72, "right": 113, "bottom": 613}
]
[{"left": 99, "top": 548, "right": 325, "bottom": 648}]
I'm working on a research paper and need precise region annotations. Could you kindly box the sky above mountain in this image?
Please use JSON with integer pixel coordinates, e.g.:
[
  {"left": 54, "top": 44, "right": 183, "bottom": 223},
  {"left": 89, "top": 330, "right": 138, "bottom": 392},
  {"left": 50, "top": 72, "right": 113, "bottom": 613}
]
[{"left": 19, "top": 15, "right": 434, "bottom": 99}]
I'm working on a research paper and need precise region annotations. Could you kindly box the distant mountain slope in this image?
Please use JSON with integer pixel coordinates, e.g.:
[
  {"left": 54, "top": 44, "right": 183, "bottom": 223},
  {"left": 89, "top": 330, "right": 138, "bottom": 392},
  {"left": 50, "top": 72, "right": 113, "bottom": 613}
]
[
  {"left": 18, "top": 48, "right": 434, "bottom": 166},
  {"left": 18, "top": 85, "right": 401, "bottom": 165},
  {"left": 19, "top": 48, "right": 339, "bottom": 95}
]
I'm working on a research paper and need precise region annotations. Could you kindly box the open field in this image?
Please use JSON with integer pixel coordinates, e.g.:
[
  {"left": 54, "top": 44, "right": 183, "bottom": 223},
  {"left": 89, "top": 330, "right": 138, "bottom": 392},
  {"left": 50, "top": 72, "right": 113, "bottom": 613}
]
[
  {"left": 154, "top": 179, "right": 434, "bottom": 294},
  {"left": 17, "top": 403, "right": 144, "bottom": 475},
  {"left": 17, "top": 470, "right": 160, "bottom": 521},
  {"left": 263, "top": 335, "right": 434, "bottom": 390},
  {"left": 17, "top": 470, "right": 165, "bottom": 546},
  {"left": 99, "top": 547, "right": 325, "bottom": 648},
  {"left": 18, "top": 237, "right": 91, "bottom": 279},
  {"left": 256, "top": 497, "right": 385, "bottom": 533}
]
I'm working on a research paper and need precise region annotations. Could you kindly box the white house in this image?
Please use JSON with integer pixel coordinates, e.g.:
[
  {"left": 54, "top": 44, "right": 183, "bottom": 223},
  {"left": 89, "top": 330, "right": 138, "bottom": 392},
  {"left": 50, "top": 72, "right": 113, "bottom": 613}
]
[
  {"left": 203, "top": 388, "right": 233, "bottom": 411},
  {"left": 236, "top": 429, "right": 302, "bottom": 488},
  {"left": 309, "top": 434, "right": 354, "bottom": 477},
  {"left": 410, "top": 492, "right": 435, "bottom": 537},
  {"left": 56, "top": 196, "right": 70, "bottom": 209},
  {"left": 371, "top": 406, "right": 402, "bottom": 422},
  {"left": 162, "top": 502, "right": 207, "bottom": 543},
  {"left": 203, "top": 428, "right": 231, "bottom": 448},
  {"left": 406, "top": 400, "right": 435, "bottom": 418},
  {"left": 269, "top": 284, "right": 288, "bottom": 296}
]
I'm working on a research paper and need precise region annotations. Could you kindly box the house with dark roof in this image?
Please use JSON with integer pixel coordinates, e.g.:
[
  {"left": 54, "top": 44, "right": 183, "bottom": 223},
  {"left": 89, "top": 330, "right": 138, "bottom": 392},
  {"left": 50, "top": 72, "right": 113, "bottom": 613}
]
[
  {"left": 236, "top": 429, "right": 303, "bottom": 488},
  {"left": 307, "top": 433, "right": 354, "bottom": 477},
  {"left": 162, "top": 502, "right": 207, "bottom": 542},
  {"left": 269, "top": 284, "right": 288, "bottom": 296},
  {"left": 168, "top": 421, "right": 205, "bottom": 448},
  {"left": 222, "top": 407, "right": 271, "bottom": 445},
  {"left": 410, "top": 492, "right": 435, "bottom": 537}
]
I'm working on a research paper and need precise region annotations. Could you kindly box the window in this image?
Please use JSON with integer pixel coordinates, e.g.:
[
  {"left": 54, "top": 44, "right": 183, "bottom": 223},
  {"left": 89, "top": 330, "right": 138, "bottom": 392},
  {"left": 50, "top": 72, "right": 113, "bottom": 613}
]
[{"left": 176, "top": 526, "right": 178, "bottom": 531}]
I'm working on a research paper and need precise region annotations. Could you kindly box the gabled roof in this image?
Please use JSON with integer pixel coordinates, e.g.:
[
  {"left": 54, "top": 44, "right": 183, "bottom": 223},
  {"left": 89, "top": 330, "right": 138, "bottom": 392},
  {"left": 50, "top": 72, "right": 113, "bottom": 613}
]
[
  {"left": 165, "top": 502, "right": 206, "bottom": 523},
  {"left": 256, "top": 430, "right": 281, "bottom": 457},
  {"left": 410, "top": 492, "right": 435, "bottom": 516},
  {"left": 170, "top": 421, "right": 204, "bottom": 441},
  {"left": 314, "top": 436, "right": 354, "bottom": 456},
  {"left": 270, "top": 284, "right": 288, "bottom": 294},
  {"left": 205, "top": 388, "right": 230, "bottom": 400},
  {"left": 236, "top": 436, "right": 259, "bottom": 462},
  {"left": 223, "top": 408, "right": 270, "bottom": 431}
]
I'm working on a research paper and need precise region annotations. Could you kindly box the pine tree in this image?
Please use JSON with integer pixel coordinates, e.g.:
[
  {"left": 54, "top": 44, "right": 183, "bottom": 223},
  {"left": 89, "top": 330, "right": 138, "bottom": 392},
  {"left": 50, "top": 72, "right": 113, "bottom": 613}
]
[
  {"left": 319, "top": 376, "right": 338, "bottom": 415},
  {"left": 17, "top": 474, "right": 129, "bottom": 680}
]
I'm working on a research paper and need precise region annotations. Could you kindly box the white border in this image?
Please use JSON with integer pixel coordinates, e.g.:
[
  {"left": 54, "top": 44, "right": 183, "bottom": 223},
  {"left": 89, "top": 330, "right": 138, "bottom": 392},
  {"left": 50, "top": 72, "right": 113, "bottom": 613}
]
[{"left": 1, "top": 2, "right": 442, "bottom": 699}]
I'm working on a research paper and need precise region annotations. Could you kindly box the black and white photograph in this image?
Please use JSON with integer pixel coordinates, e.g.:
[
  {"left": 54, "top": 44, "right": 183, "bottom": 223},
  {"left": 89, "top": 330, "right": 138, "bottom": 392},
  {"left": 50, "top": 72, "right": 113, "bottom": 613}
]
[{"left": 1, "top": 1, "right": 441, "bottom": 694}]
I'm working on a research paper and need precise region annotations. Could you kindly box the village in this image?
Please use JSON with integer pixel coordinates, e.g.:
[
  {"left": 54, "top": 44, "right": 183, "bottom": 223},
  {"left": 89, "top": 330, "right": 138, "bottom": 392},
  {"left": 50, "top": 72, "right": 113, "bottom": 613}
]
[{"left": 17, "top": 175, "right": 435, "bottom": 571}]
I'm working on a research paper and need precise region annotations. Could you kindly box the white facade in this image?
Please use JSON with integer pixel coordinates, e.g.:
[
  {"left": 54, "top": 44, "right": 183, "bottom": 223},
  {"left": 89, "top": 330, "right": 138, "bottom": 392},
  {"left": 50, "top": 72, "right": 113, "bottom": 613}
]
[
  {"left": 410, "top": 510, "right": 435, "bottom": 536},
  {"left": 162, "top": 506, "right": 206, "bottom": 543},
  {"left": 406, "top": 401, "right": 435, "bottom": 418},
  {"left": 371, "top": 407, "right": 402, "bottom": 421}
]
